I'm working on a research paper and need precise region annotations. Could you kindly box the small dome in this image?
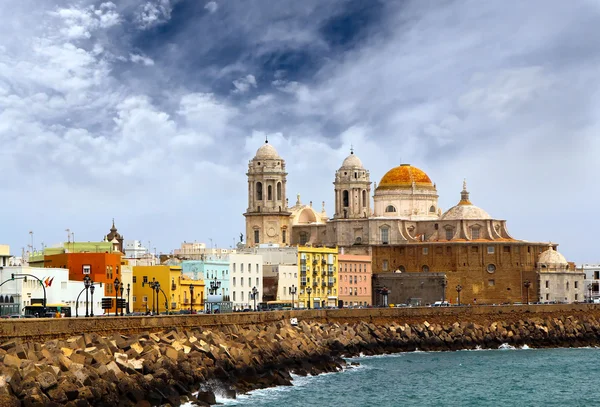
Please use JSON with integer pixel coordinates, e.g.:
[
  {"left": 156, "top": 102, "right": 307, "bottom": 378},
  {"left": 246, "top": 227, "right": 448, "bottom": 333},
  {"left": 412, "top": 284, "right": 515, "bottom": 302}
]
[
  {"left": 377, "top": 164, "right": 433, "bottom": 190},
  {"left": 538, "top": 246, "right": 567, "bottom": 265},
  {"left": 255, "top": 141, "right": 281, "bottom": 159},
  {"left": 340, "top": 152, "right": 364, "bottom": 169},
  {"left": 442, "top": 205, "right": 491, "bottom": 220},
  {"left": 442, "top": 180, "right": 491, "bottom": 220}
]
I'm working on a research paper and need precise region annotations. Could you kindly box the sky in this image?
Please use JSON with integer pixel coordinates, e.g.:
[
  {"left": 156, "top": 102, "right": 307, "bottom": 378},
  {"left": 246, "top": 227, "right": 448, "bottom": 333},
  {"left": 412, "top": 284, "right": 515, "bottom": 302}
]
[{"left": 0, "top": 0, "right": 599, "bottom": 263}]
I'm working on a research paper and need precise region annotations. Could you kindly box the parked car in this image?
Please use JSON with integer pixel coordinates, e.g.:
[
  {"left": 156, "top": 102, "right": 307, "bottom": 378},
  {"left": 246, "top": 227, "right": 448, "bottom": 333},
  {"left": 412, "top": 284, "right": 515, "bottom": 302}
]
[{"left": 431, "top": 301, "right": 451, "bottom": 307}]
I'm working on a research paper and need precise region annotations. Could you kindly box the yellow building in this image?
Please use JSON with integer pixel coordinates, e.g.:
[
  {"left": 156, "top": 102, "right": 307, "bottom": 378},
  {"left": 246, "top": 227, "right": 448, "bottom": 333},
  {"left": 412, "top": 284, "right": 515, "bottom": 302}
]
[
  {"left": 298, "top": 246, "right": 339, "bottom": 308},
  {"left": 132, "top": 265, "right": 186, "bottom": 314},
  {"left": 178, "top": 275, "right": 206, "bottom": 313}
]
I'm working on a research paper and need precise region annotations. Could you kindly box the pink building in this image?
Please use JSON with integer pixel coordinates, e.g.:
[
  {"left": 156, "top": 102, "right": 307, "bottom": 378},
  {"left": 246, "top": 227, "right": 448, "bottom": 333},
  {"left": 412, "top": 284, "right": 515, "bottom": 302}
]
[{"left": 338, "top": 253, "right": 372, "bottom": 307}]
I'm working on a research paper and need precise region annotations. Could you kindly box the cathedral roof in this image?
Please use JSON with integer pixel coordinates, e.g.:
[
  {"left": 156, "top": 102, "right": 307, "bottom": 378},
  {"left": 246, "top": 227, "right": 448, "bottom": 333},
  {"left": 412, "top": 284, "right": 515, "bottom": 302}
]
[
  {"left": 538, "top": 246, "right": 567, "bottom": 265},
  {"left": 340, "top": 151, "right": 364, "bottom": 169},
  {"left": 441, "top": 181, "right": 491, "bottom": 220},
  {"left": 254, "top": 141, "right": 281, "bottom": 160},
  {"left": 377, "top": 164, "right": 433, "bottom": 191}
]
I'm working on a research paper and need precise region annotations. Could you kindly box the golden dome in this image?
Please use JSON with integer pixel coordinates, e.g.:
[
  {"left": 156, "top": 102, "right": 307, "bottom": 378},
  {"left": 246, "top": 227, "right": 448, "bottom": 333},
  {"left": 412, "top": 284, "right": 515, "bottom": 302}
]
[{"left": 377, "top": 164, "right": 434, "bottom": 190}]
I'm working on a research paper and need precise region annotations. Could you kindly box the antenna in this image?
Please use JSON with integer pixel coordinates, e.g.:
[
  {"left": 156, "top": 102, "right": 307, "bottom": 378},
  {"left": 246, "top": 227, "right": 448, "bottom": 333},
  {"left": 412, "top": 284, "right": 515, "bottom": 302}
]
[
  {"left": 265, "top": 134, "right": 268, "bottom": 144},
  {"left": 350, "top": 144, "right": 354, "bottom": 154}
]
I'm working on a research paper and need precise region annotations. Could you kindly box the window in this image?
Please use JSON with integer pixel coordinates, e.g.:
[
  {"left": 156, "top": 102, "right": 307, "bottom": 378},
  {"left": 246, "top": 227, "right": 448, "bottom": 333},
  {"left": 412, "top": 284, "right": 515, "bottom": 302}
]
[
  {"left": 382, "top": 260, "right": 389, "bottom": 271},
  {"left": 487, "top": 264, "right": 496, "bottom": 273},
  {"left": 545, "top": 281, "right": 549, "bottom": 288},
  {"left": 267, "top": 185, "right": 273, "bottom": 200},
  {"left": 503, "top": 246, "right": 511, "bottom": 253},
  {"left": 385, "top": 205, "right": 397, "bottom": 213},
  {"left": 343, "top": 190, "right": 349, "bottom": 207},
  {"left": 362, "top": 190, "right": 367, "bottom": 207},
  {"left": 575, "top": 294, "right": 578, "bottom": 301},
  {"left": 381, "top": 227, "right": 389, "bottom": 244},
  {"left": 422, "top": 265, "right": 429, "bottom": 272},
  {"left": 423, "top": 247, "right": 429, "bottom": 255},
  {"left": 133, "top": 296, "right": 137, "bottom": 303},
  {"left": 300, "top": 232, "right": 308, "bottom": 245},
  {"left": 133, "top": 276, "right": 137, "bottom": 283},
  {"left": 399, "top": 266, "right": 406, "bottom": 273},
  {"left": 282, "top": 229, "right": 286, "bottom": 243},
  {"left": 241, "top": 292, "right": 244, "bottom": 301},
  {"left": 277, "top": 182, "right": 282, "bottom": 201},
  {"left": 429, "top": 205, "right": 436, "bottom": 213},
  {"left": 233, "top": 277, "right": 236, "bottom": 287},
  {"left": 595, "top": 271, "right": 600, "bottom": 280},
  {"left": 248, "top": 278, "right": 251, "bottom": 286},
  {"left": 241, "top": 278, "right": 244, "bottom": 287},
  {"left": 472, "top": 228, "right": 480, "bottom": 239},
  {"left": 445, "top": 229, "right": 453, "bottom": 240},
  {"left": 241, "top": 264, "right": 244, "bottom": 273},
  {"left": 254, "top": 230, "right": 260, "bottom": 244},
  {"left": 566, "top": 282, "right": 569, "bottom": 290},
  {"left": 256, "top": 182, "right": 263, "bottom": 200},
  {"left": 233, "top": 292, "right": 236, "bottom": 301},
  {"left": 487, "top": 246, "right": 495, "bottom": 254},
  {"left": 471, "top": 246, "right": 479, "bottom": 253},
  {"left": 354, "top": 276, "right": 357, "bottom": 284},
  {"left": 575, "top": 281, "right": 578, "bottom": 289},
  {"left": 546, "top": 293, "right": 549, "bottom": 300},
  {"left": 248, "top": 264, "right": 252, "bottom": 273},
  {"left": 143, "top": 276, "right": 148, "bottom": 283},
  {"left": 142, "top": 296, "right": 148, "bottom": 303},
  {"left": 256, "top": 278, "right": 259, "bottom": 286},
  {"left": 488, "top": 280, "right": 495, "bottom": 287}
]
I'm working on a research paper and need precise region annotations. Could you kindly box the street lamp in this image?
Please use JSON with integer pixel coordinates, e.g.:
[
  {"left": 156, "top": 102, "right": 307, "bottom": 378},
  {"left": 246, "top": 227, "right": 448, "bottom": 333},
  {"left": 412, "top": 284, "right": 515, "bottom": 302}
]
[
  {"left": 456, "top": 284, "right": 462, "bottom": 306},
  {"left": 119, "top": 281, "right": 124, "bottom": 316},
  {"left": 113, "top": 278, "right": 120, "bottom": 317},
  {"left": 83, "top": 275, "right": 91, "bottom": 317},
  {"left": 126, "top": 284, "right": 131, "bottom": 314},
  {"left": 190, "top": 284, "right": 195, "bottom": 314},
  {"left": 289, "top": 285, "right": 297, "bottom": 309},
  {"left": 252, "top": 286, "right": 258, "bottom": 311},
  {"left": 306, "top": 287, "right": 312, "bottom": 309},
  {"left": 208, "top": 276, "right": 221, "bottom": 314},
  {"left": 154, "top": 282, "right": 161, "bottom": 315},
  {"left": 380, "top": 286, "right": 390, "bottom": 307},
  {"left": 89, "top": 284, "right": 95, "bottom": 317},
  {"left": 524, "top": 280, "right": 531, "bottom": 304},
  {"left": 441, "top": 278, "right": 447, "bottom": 303}
]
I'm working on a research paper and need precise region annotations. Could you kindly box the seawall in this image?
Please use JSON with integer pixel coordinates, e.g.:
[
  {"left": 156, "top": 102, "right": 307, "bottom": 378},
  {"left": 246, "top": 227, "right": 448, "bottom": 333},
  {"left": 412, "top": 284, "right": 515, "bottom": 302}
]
[
  {"left": 2, "top": 304, "right": 600, "bottom": 340},
  {"left": 1, "top": 305, "right": 600, "bottom": 406}
]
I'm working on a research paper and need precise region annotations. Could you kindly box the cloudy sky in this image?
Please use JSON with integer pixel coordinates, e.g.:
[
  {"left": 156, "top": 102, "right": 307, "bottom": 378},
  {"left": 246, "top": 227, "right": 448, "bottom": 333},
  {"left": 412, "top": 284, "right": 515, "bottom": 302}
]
[{"left": 1, "top": 0, "right": 598, "bottom": 263}]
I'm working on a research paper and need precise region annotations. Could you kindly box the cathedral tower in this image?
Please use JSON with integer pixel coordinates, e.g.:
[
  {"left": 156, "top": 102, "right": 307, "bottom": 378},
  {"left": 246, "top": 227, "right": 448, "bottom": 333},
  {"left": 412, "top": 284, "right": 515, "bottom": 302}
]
[
  {"left": 244, "top": 140, "right": 291, "bottom": 247},
  {"left": 334, "top": 149, "right": 371, "bottom": 219}
]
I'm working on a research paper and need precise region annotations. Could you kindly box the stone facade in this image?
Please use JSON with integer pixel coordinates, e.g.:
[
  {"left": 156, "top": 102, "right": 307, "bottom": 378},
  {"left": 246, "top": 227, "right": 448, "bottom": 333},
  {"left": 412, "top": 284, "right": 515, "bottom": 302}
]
[
  {"left": 537, "top": 247, "right": 585, "bottom": 303},
  {"left": 372, "top": 272, "right": 447, "bottom": 306}
]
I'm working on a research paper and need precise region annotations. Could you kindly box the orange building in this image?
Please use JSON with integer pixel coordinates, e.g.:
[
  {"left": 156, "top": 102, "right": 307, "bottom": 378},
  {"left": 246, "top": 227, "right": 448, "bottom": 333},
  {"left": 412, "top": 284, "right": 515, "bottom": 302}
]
[
  {"left": 44, "top": 252, "right": 123, "bottom": 300},
  {"left": 338, "top": 253, "right": 372, "bottom": 307}
]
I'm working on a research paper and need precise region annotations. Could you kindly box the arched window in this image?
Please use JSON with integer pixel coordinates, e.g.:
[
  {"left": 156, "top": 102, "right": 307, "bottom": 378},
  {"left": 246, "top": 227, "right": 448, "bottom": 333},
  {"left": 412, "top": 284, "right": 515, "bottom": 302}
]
[
  {"left": 276, "top": 182, "right": 282, "bottom": 201},
  {"left": 422, "top": 265, "right": 430, "bottom": 272},
  {"left": 385, "top": 205, "right": 397, "bottom": 213},
  {"left": 267, "top": 185, "right": 273, "bottom": 200},
  {"left": 399, "top": 266, "right": 406, "bottom": 273},
  {"left": 256, "top": 182, "right": 263, "bottom": 200},
  {"left": 430, "top": 205, "right": 436, "bottom": 213},
  {"left": 362, "top": 190, "right": 367, "bottom": 207},
  {"left": 343, "top": 190, "right": 349, "bottom": 207}
]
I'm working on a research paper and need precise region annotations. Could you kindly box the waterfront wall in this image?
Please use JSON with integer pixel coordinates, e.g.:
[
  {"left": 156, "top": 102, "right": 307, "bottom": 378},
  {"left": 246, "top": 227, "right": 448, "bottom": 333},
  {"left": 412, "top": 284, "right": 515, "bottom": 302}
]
[
  {"left": 2, "top": 305, "right": 600, "bottom": 406},
  {"left": 1, "top": 303, "right": 600, "bottom": 340}
]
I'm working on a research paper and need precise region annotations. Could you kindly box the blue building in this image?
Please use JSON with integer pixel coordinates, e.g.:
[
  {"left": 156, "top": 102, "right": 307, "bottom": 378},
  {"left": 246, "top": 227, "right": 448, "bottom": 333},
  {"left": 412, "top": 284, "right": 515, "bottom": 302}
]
[{"left": 181, "top": 257, "right": 230, "bottom": 305}]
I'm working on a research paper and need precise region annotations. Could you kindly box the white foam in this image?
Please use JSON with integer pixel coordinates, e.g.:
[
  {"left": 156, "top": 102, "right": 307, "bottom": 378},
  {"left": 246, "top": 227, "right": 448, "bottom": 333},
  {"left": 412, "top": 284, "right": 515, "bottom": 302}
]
[{"left": 498, "top": 343, "right": 517, "bottom": 350}]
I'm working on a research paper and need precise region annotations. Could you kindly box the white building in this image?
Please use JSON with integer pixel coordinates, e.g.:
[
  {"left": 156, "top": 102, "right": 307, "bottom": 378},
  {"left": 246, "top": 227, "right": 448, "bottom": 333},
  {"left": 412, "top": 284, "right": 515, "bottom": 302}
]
[
  {"left": 229, "top": 253, "right": 263, "bottom": 310},
  {"left": 537, "top": 247, "right": 584, "bottom": 304},
  {"left": 0, "top": 245, "right": 11, "bottom": 267},
  {"left": 123, "top": 240, "right": 149, "bottom": 259},
  {"left": 0, "top": 266, "right": 104, "bottom": 317},
  {"left": 578, "top": 263, "right": 600, "bottom": 302},
  {"left": 174, "top": 241, "right": 236, "bottom": 260},
  {"left": 272, "top": 264, "right": 298, "bottom": 306}
]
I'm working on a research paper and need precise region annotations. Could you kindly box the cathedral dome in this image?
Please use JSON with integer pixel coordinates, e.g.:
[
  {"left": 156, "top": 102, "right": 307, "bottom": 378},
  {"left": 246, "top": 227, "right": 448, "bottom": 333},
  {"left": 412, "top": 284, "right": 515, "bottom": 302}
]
[
  {"left": 255, "top": 141, "right": 281, "bottom": 160},
  {"left": 538, "top": 246, "right": 567, "bottom": 266},
  {"left": 377, "top": 164, "right": 433, "bottom": 190},
  {"left": 340, "top": 151, "right": 364, "bottom": 169},
  {"left": 441, "top": 180, "right": 491, "bottom": 220}
]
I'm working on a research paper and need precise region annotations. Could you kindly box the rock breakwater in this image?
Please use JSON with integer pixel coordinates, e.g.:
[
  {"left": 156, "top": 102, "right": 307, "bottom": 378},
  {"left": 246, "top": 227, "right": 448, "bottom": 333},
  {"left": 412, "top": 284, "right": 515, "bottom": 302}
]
[{"left": 1, "top": 313, "right": 600, "bottom": 406}]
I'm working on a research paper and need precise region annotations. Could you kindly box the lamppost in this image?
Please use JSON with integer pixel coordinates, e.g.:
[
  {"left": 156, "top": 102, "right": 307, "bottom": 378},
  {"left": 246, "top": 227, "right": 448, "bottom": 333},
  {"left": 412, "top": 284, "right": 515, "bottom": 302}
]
[
  {"left": 441, "top": 278, "right": 447, "bottom": 303},
  {"left": 456, "top": 285, "right": 462, "bottom": 306},
  {"left": 84, "top": 275, "right": 91, "bottom": 317},
  {"left": 524, "top": 280, "right": 531, "bottom": 304},
  {"left": 190, "top": 284, "right": 195, "bottom": 314},
  {"left": 119, "top": 281, "right": 124, "bottom": 316},
  {"left": 154, "top": 281, "right": 161, "bottom": 315},
  {"left": 306, "top": 287, "right": 312, "bottom": 309},
  {"left": 252, "top": 286, "right": 258, "bottom": 311},
  {"left": 208, "top": 277, "right": 221, "bottom": 314},
  {"left": 289, "top": 285, "right": 297, "bottom": 309},
  {"left": 113, "top": 278, "right": 120, "bottom": 316},
  {"left": 90, "top": 284, "right": 95, "bottom": 317},
  {"left": 380, "top": 286, "right": 390, "bottom": 307},
  {"left": 126, "top": 284, "right": 131, "bottom": 314}
]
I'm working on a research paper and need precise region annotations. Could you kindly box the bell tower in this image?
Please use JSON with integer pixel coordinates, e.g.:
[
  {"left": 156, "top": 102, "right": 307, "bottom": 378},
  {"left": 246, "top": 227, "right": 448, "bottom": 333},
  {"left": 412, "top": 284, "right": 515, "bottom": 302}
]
[
  {"left": 334, "top": 148, "right": 371, "bottom": 219},
  {"left": 244, "top": 139, "right": 291, "bottom": 247}
]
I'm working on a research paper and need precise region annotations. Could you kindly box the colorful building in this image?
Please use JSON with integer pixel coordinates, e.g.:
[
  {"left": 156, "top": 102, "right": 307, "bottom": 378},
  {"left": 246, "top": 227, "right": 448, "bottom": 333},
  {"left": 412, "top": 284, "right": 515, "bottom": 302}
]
[
  {"left": 178, "top": 275, "right": 205, "bottom": 313},
  {"left": 131, "top": 265, "right": 184, "bottom": 314},
  {"left": 338, "top": 253, "right": 372, "bottom": 307},
  {"left": 298, "top": 246, "right": 338, "bottom": 309},
  {"left": 181, "top": 257, "right": 230, "bottom": 308}
]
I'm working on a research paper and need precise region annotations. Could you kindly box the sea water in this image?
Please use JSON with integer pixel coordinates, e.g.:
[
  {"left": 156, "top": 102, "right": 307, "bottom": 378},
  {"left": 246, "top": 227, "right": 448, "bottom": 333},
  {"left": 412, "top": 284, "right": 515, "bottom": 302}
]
[{"left": 200, "top": 347, "right": 600, "bottom": 407}]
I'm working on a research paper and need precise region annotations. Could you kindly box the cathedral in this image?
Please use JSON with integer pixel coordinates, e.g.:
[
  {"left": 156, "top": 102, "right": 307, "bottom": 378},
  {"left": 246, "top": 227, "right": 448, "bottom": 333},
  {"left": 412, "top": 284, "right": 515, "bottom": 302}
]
[{"left": 244, "top": 140, "right": 580, "bottom": 304}]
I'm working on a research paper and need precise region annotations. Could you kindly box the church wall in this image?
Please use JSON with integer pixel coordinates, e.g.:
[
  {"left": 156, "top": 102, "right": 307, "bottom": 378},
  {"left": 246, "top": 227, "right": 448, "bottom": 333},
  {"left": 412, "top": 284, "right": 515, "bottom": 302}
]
[
  {"left": 373, "top": 188, "right": 438, "bottom": 219},
  {"left": 245, "top": 214, "right": 291, "bottom": 247},
  {"left": 371, "top": 243, "right": 551, "bottom": 305}
]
